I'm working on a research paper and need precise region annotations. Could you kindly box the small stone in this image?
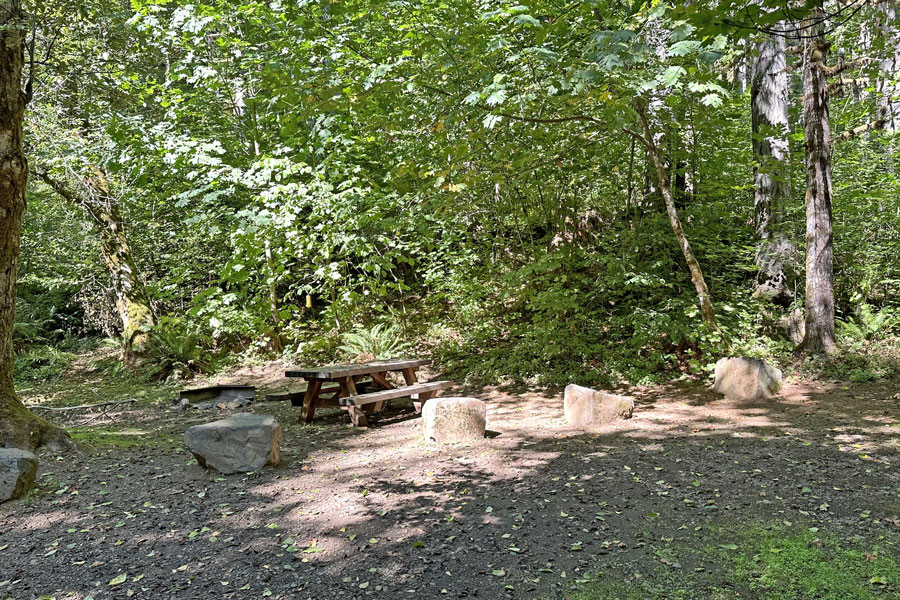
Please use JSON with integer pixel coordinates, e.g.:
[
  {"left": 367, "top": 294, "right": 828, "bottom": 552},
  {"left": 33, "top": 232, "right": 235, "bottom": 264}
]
[
  {"left": 563, "top": 385, "right": 634, "bottom": 427},
  {"left": 712, "top": 357, "right": 782, "bottom": 401},
  {"left": 422, "top": 398, "right": 486, "bottom": 444},
  {"left": 183, "top": 413, "right": 281, "bottom": 474},
  {"left": 0, "top": 448, "right": 39, "bottom": 502}
]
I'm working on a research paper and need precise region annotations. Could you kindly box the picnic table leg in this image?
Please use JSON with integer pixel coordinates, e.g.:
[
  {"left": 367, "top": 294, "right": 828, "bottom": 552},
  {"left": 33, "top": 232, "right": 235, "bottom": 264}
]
[
  {"left": 412, "top": 390, "right": 436, "bottom": 414},
  {"left": 369, "top": 371, "right": 393, "bottom": 411},
  {"left": 354, "top": 374, "right": 378, "bottom": 414},
  {"left": 339, "top": 377, "right": 368, "bottom": 427},
  {"left": 301, "top": 380, "right": 322, "bottom": 423},
  {"left": 401, "top": 368, "right": 427, "bottom": 412}
]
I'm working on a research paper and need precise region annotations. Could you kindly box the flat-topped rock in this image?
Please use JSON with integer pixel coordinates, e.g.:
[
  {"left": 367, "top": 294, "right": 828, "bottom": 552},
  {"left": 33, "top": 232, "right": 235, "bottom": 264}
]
[
  {"left": 563, "top": 384, "right": 634, "bottom": 427},
  {"left": 713, "top": 357, "right": 782, "bottom": 401},
  {"left": 0, "top": 448, "right": 39, "bottom": 502},
  {"left": 184, "top": 413, "right": 281, "bottom": 474},
  {"left": 178, "top": 385, "right": 255, "bottom": 410},
  {"left": 422, "top": 398, "right": 486, "bottom": 444}
]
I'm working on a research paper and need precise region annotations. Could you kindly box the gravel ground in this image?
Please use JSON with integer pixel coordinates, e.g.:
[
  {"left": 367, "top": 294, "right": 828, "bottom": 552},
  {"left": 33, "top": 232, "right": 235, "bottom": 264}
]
[{"left": 2, "top": 378, "right": 899, "bottom": 600}]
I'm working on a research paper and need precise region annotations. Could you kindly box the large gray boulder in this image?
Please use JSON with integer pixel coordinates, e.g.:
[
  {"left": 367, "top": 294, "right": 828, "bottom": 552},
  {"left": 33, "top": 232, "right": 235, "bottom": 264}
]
[
  {"left": 422, "top": 398, "right": 486, "bottom": 444},
  {"left": 563, "top": 384, "right": 634, "bottom": 428},
  {"left": 0, "top": 448, "right": 39, "bottom": 502},
  {"left": 184, "top": 413, "right": 281, "bottom": 474},
  {"left": 713, "top": 357, "right": 782, "bottom": 401}
]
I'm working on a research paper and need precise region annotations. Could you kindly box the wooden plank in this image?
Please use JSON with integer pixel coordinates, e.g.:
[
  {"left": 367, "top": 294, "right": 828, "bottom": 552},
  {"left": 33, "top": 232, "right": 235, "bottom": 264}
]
[
  {"left": 266, "top": 383, "right": 340, "bottom": 405},
  {"left": 340, "top": 377, "right": 368, "bottom": 427},
  {"left": 369, "top": 371, "right": 395, "bottom": 390},
  {"left": 412, "top": 390, "right": 436, "bottom": 414},
  {"left": 369, "top": 371, "right": 393, "bottom": 411},
  {"left": 180, "top": 385, "right": 255, "bottom": 395},
  {"left": 285, "top": 358, "right": 431, "bottom": 380},
  {"left": 401, "top": 367, "right": 418, "bottom": 385},
  {"left": 265, "top": 391, "right": 306, "bottom": 403},
  {"left": 301, "top": 380, "right": 322, "bottom": 424},
  {"left": 401, "top": 367, "right": 419, "bottom": 411},
  {"left": 180, "top": 385, "right": 255, "bottom": 404},
  {"left": 339, "top": 381, "right": 453, "bottom": 407}
]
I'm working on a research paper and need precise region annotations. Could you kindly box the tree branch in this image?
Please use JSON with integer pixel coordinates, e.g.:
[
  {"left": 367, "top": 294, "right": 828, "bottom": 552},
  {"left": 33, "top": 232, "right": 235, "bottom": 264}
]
[
  {"left": 830, "top": 118, "right": 888, "bottom": 143},
  {"left": 417, "top": 83, "right": 605, "bottom": 125}
]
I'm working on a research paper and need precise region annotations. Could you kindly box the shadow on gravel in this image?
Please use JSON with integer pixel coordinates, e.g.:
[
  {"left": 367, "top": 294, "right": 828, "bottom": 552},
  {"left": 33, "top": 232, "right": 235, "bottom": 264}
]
[{"left": 1, "top": 381, "right": 898, "bottom": 600}]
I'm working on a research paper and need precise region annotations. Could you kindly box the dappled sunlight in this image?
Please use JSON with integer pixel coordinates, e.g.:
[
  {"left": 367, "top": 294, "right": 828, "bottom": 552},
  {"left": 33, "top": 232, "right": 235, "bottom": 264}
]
[
  {"left": 10, "top": 508, "right": 83, "bottom": 532},
  {"left": 3, "top": 379, "right": 899, "bottom": 598}
]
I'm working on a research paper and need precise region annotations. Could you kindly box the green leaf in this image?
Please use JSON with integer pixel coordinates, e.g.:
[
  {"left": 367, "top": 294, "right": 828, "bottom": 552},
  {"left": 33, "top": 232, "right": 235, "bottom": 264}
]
[
  {"left": 512, "top": 14, "right": 540, "bottom": 26},
  {"left": 668, "top": 40, "right": 702, "bottom": 57},
  {"left": 660, "top": 66, "right": 686, "bottom": 88}
]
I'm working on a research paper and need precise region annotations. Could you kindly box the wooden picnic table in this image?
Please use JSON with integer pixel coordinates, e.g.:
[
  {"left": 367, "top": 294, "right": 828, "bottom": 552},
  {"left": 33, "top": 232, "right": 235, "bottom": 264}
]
[{"left": 285, "top": 358, "right": 452, "bottom": 427}]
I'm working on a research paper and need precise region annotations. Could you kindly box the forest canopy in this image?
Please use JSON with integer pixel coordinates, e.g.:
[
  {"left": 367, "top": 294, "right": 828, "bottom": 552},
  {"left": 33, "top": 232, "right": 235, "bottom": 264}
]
[{"left": 8, "top": 0, "right": 900, "bottom": 390}]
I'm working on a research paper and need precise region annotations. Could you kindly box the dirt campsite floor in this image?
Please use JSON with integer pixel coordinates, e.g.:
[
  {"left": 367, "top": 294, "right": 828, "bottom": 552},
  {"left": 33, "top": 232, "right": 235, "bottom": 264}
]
[{"left": 2, "top": 363, "right": 899, "bottom": 600}]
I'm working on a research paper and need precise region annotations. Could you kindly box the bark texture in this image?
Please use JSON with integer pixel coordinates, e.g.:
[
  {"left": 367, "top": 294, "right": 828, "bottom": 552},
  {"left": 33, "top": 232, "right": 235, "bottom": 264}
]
[
  {"left": 635, "top": 101, "right": 718, "bottom": 330},
  {"left": 798, "top": 8, "right": 837, "bottom": 354},
  {"left": 750, "top": 30, "right": 797, "bottom": 305},
  {"left": 0, "top": 1, "right": 70, "bottom": 450},
  {"left": 34, "top": 167, "right": 154, "bottom": 361},
  {"left": 877, "top": 1, "right": 900, "bottom": 130}
]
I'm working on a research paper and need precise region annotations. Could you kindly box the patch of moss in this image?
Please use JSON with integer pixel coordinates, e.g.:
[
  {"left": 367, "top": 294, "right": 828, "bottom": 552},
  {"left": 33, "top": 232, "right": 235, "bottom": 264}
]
[
  {"left": 69, "top": 426, "right": 171, "bottom": 449},
  {"left": 731, "top": 526, "right": 899, "bottom": 600},
  {"left": 569, "top": 524, "right": 899, "bottom": 600}
]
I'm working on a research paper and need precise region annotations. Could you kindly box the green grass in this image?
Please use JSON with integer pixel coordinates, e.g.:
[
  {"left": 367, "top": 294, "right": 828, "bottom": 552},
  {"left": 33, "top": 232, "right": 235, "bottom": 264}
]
[
  {"left": 733, "top": 527, "right": 899, "bottom": 600},
  {"left": 69, "top": 426, "right": 176, "bottom": 449},
  {"left": 569, "top": 524, "right": 900, "bottom": 600},
  {"left": 16, "top": 350, "right": 180, "bottom": 409}
]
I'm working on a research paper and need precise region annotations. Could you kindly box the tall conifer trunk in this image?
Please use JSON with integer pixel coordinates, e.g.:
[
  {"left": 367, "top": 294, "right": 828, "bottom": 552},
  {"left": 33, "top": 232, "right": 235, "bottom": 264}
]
[
  {"left": 751, "top": 29, "right": 797, "bottom": 305},
  {"left": 798, "top": 6, "right": 837, "bottom": 354},
  {"left": 0, "top": 0, "right": 69, "bottom": 450}
]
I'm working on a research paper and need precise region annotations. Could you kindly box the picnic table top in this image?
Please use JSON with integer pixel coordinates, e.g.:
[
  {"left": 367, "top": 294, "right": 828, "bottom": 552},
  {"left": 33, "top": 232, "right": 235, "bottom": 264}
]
[{"left": 285, "top": 358, "right": 431, "bottom": 380}]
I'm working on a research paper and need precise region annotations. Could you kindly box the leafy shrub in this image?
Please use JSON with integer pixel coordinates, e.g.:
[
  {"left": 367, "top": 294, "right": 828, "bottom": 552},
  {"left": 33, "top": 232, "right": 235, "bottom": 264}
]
[
  {"left": 12, "top": 297, "right": 65, "bottom": 350},
  {"left": 145, "top": 318, "right": 216, "bottom": 381},
  {"left": 838, "top": 304, "right": 897, "bottom": 349},
  {"left": 13, "top": 345, "right": 77, "bottom": 383},
  {"left": 338, "top": 323, "right": 409, "bottom": 362}
]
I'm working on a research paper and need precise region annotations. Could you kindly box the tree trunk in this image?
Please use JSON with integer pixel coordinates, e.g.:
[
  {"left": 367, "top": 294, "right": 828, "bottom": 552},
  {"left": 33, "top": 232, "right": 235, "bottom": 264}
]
[
  {"left": 0, "top": 1, "right": 70, "bottom": 451},
  {"left": 635, "top": 101, "right": 718, "bottom": 330},
  {"left": 34, "top": 168, "right": 154, "bottom": 362},
  {"left": 750, "top": 29, "right": 797, "bottom": 305},
  {"left": 877, "top": 1, "right": 900, "bottom": 131},
  {"left": 264, "top": 238, "right": 284, "bottom": 352},
  {"left": 96, "top": 201, "right": 154, "bottom": 361},
  {"left": 798, "top": 7, "right": 837, "bottom": 354}
]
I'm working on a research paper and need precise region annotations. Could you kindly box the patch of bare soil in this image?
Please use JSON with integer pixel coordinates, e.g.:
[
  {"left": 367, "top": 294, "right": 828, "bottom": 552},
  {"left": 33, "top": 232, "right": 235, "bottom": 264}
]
[{"left": 2, "top": 377, "right": 899, "bottom": 599}]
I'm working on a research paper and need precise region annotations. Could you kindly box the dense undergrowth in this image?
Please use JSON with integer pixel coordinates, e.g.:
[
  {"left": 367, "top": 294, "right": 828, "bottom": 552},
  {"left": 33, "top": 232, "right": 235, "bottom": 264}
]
[{"left": 13, "top": 203, "right": 900, "bottom": 388}]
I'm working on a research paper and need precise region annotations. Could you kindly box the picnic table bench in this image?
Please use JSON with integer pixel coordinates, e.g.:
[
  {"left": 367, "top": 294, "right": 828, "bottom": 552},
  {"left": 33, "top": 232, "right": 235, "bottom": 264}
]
[{"left": 285, "top": 358, "right": 452, "bottom": 427}]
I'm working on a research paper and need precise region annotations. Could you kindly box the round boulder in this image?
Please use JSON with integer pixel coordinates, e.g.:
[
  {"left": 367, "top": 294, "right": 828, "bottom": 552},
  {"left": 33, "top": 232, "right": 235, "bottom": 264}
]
[{"left": 422, "top": 397, "right": 486, "bottom": 444}]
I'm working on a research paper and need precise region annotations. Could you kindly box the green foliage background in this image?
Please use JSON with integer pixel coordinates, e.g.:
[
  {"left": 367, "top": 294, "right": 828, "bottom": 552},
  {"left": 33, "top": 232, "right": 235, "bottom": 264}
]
[{"left": 15, "top": 0, "right": 900, "bottom": 384}]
